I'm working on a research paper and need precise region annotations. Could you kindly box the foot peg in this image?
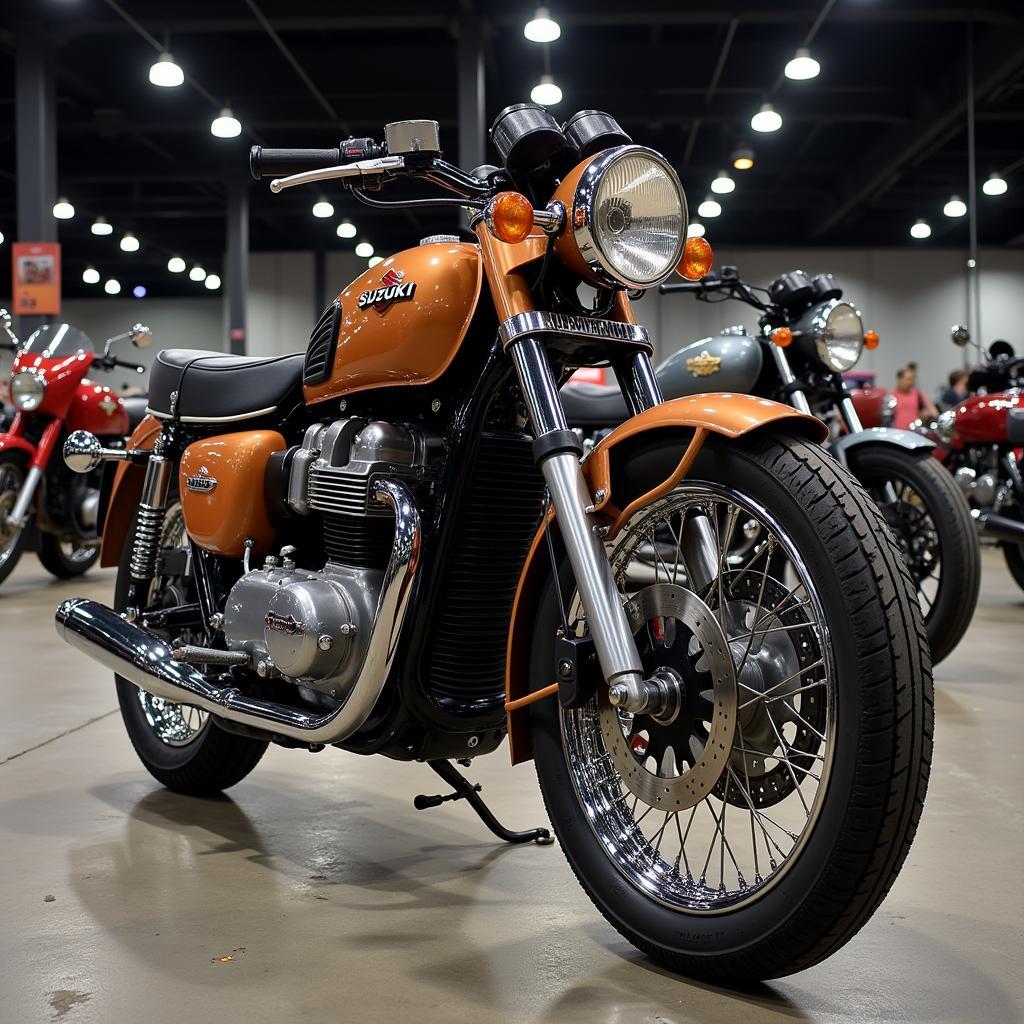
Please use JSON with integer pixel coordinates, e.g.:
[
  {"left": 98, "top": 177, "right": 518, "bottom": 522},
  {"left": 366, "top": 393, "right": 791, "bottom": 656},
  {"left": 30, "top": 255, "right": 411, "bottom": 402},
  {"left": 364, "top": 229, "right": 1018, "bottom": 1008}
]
[{"left": 414, "top": 759, "right": 554, "bottom": 846}]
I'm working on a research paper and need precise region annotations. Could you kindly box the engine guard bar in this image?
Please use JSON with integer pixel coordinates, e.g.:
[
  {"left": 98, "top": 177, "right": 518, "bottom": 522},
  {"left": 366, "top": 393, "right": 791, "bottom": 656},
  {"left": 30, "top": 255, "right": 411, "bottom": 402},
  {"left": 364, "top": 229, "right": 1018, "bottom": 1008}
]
[{"left": 54, "top": 478, "right": 421, "bottom": 745}]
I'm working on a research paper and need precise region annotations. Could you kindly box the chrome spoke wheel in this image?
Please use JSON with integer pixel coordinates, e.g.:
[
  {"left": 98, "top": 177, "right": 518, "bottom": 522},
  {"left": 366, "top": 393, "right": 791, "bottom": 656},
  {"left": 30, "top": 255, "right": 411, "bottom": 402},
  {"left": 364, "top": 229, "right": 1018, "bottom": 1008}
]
[
  {"left": 0, "top": 462, "right": 25, "bottom": 569},
  {"left": 135, "top": 502, "right": 208, "bottom": 748},
  {"left": 875, "top": 478, "right": 941, "bottom": 615},
  {"left": 561, "top": 483, "right": 835, "bottom": 913}
]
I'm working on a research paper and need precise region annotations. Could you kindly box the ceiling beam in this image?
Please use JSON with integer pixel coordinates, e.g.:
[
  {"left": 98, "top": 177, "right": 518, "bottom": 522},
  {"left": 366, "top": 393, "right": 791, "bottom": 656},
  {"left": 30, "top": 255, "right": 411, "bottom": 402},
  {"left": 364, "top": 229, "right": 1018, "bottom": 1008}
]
[{"left": 811, "top": 26, "right": 1024, "bottom": 239}]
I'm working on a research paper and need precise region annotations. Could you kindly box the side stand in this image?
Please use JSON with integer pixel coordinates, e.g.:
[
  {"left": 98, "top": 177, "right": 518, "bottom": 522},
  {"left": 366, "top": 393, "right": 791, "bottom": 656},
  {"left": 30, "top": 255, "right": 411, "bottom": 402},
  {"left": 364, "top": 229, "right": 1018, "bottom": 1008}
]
[{"left": 414, "top": 759, "right": 554, "bottom": 846}]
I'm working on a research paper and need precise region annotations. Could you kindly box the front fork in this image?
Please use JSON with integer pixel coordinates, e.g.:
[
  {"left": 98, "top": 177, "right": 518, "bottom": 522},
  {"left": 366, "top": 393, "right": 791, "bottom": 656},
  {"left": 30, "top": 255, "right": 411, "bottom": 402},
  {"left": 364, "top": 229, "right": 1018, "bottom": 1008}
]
[
  {"left": 509, "top": 339, "right": 716, "bottom": 713},
  {"left": 5, "top": 417, "right": 63, "bottom": 530}
]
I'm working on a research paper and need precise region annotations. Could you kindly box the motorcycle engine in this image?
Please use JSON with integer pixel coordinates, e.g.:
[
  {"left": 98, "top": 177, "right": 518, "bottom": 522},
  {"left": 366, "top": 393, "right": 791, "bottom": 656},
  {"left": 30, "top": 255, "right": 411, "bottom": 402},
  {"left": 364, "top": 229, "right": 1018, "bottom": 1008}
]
[{"left": 222, "top": 417, "right": 429, "bottom": 697}]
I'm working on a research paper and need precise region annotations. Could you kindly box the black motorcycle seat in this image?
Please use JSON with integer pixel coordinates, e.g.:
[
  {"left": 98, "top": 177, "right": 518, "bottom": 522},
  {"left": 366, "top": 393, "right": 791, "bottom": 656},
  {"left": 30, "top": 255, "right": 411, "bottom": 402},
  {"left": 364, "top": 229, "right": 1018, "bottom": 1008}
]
[
  {"left": 560, "top": 381, "right": 629, "bottom": 428},
  {"left": 121, "top": 395, "right": 150, "bottom": 432},
  {"left": 147, "top": 348, "right": 305, "bottom": 423}
]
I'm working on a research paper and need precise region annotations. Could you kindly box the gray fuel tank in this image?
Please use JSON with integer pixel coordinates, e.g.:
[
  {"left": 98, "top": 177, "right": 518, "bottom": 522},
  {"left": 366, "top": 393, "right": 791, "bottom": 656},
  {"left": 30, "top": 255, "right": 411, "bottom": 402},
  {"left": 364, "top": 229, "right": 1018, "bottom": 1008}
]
[{"left": 654, "top": 332, "right": 764, "bottom": 400}]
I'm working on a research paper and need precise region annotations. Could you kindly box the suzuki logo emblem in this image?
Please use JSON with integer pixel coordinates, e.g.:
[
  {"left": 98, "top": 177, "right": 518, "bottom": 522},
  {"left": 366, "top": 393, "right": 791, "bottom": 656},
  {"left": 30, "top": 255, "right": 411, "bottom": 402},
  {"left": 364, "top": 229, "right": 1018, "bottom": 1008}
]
[
  {"left": 185, "top": 465, "right": 218, "bottom": 493},
  {"left": 356, "top": 268, "right": 417, "bottom": 314}
]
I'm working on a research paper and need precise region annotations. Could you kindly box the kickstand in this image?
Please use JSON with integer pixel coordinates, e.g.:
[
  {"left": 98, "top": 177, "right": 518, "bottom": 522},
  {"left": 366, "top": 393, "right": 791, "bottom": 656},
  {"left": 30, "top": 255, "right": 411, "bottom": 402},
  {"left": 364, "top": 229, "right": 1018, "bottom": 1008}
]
[{"left": 414, "top": 759, "right": 554, "bottom": 846}]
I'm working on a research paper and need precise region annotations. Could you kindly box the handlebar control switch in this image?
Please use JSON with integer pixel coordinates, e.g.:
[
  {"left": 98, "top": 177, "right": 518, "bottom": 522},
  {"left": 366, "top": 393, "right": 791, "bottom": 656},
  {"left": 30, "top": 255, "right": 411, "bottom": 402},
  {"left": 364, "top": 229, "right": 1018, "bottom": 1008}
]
[{"left": 384, "top": 120, "right": 441, "bottom": 158}]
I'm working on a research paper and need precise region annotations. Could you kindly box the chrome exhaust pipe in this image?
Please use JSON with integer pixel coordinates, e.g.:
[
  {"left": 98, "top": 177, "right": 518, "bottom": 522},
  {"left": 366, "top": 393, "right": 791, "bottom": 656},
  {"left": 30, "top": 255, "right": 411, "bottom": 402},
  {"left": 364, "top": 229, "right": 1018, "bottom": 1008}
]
[{"left": 54, "top": 478, "right": 421, "bottom": 745}]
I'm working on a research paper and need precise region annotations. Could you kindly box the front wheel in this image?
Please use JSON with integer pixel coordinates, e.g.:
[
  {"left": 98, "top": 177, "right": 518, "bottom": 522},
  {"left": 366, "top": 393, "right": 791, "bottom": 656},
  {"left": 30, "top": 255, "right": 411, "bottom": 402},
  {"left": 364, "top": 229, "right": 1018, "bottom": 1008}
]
[
  {"left": 854, "top": 446, "right": 980, "bottom": 664},
  {"left": 530, "top": 431, "right": 932, "bottom": 981},
  {"left": 0, "top": 453, "right": 29, "bottom": 585},
  {"left": 37, "top": 532, "right": 100, "bottom": 578}
]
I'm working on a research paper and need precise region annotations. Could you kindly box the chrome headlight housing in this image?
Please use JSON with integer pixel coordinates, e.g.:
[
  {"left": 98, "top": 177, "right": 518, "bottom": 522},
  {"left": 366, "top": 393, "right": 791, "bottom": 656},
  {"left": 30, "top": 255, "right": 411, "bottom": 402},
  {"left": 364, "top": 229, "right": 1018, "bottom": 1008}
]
[
  {"left": 11, "top": 369, "right": 46, "bottom": 411},
  {"left": 571, "top": 145, "right": 686, "bottom": 289},
  {"left": 800, "top": 299, "right": 864, "bottom": 372},
  {"left": 935, "top": 408, "right": 957, "bottom": 444}
]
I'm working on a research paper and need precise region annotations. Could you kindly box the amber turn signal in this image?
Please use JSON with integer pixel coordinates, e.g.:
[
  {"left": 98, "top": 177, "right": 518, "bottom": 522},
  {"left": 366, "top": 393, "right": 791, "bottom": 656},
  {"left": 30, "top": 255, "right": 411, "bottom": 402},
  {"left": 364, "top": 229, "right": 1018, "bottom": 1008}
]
[
  {"left": 677, "top": 236, "right": 713, "bottom": 280},
  {"left": 487, "top": 192, "right": 534, "bottom": 243},
  {"left": 771, "top": 327, "right": 793, "bottom": 348},
  {"left": 864, "top": 329, "right": 880, "bottom": 350}
]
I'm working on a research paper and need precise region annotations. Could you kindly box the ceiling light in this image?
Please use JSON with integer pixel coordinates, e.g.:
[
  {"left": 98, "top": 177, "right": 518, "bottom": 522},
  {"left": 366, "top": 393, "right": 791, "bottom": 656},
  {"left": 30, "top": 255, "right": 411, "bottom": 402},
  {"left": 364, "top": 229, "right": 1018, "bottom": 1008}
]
[
  {"left": 530, "top": 74, "right": 562, "bottom": 107},
  {"left": 104, "top": 278, "right": 121, "bottom": 295},
  {"left": 211, "top": 108, "right": 242, "bottom": 139},
  {"left": 53, "top": 197, "right": 75, "bottom": 220},
  {"left": 368, "top": 256, "right": 384, "bottom": 268},
  {"left": 710, "top": 169, "right": 735, "bottom": 195},
  {"left": 149, "top": 52, "right": 184, "bottom": 88},
  {"left": 189, "top": 265, "right": 207, "bottom": 281},
  {"left": 133, "top": 285, "right": 147, "bottom": 299},
  {"left": 119, "top": 232, "right": 140, "bottom": 252},
  {"left": 910, "top": 219, "right": 931, "bottom": 239},
  {"left": 697, "top": 196, "right": 722, "bottom": 219},
  {"left": 687, "top": 221, "right": 706, "bottom": 238},
  {"left": 943, "top": 195, "right": 967, "bottom": 218},
  {"left": 524, "top": 7, "right": 560, "bottom": 43},
  {"left": 983, "top": 172, "right": 1008, "bottom": 196},
  {"left": 731, "top": 147, "right": 754, "bottom": 171},
  {"left": 204, "top": 274, "right": 221, "bottom": 290},
  {"left": 91, "top": 216, "right": 113, "bottom": 236},
  {"left": 312, "top": 198, "right": 335, "bottom": 219},
  {"left": 82, "top": 267, "right": 100, "bottom": 285},
  {"left": 336, "top": 219, "right": 357, "bottom": 239},
  {"left": 784, "top": 47, "right": 820, "bottom": 81},
  {"left": 355, "top": 241, "right": 374, "bottom": 258},
  {"left": 167, "top": 256, "right": 186, "bottom": 273},
  {"left": 750, "top": 103, "right": 782, "bottom": 133}
]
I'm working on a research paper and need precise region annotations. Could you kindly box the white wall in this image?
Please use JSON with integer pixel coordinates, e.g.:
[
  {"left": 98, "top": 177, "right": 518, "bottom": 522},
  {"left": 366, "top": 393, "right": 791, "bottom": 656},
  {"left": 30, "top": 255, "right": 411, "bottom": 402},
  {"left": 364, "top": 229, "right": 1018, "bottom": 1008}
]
[{"left": 3, "top": 247, "right": 1020, "bottom": 401}]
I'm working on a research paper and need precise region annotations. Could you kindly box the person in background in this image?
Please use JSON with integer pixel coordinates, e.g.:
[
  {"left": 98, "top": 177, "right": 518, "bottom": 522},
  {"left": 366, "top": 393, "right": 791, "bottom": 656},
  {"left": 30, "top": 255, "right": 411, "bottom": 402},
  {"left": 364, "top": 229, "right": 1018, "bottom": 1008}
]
[
  {"left": 891, "top": 363, "right": 939, "bottom": 429},
  {"left": 939, "top": 367, "right": 969, "bottom": 409}
]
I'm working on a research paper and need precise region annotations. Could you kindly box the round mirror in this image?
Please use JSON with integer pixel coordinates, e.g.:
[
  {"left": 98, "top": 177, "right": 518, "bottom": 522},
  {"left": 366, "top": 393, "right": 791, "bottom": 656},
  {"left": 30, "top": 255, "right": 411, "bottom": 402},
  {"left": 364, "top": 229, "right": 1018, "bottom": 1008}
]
[
  {"left": 989, "top": 339, "right": 1015, "bottom": 360},
  {"left": 951, "top": 324, "right": 971, "bottom": 347},
  {"left": 130, "top": 324, "right": 153, "bottom": 348}
]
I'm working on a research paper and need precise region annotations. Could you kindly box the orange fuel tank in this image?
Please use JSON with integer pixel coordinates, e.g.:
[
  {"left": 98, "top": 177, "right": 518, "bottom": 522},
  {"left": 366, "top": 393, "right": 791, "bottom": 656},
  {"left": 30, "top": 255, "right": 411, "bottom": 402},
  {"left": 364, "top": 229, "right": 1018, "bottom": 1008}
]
[
  {"left": 303, "top": 241, "right": 483, "bottom": 405},
  {"left": 179, "top": 430, "right": 286, "bottom": 558}
]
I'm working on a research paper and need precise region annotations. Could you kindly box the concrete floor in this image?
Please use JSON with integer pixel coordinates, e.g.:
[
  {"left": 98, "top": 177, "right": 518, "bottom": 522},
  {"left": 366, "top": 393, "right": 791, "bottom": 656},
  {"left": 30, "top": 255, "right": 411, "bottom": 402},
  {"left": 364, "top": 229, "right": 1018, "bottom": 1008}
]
[{"left": 1, "top": 551, "right": 1022, "bottom": 1024}]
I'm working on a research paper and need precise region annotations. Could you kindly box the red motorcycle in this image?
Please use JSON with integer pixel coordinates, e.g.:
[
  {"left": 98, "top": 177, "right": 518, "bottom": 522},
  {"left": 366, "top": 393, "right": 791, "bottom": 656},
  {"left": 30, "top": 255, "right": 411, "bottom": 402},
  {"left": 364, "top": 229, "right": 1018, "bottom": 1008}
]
[
  {"left": 0, "top": 311, "right": 151, "bottom": 585},
  {"left": 915, "top": 326, "right": 1024, "bottom": 590}
]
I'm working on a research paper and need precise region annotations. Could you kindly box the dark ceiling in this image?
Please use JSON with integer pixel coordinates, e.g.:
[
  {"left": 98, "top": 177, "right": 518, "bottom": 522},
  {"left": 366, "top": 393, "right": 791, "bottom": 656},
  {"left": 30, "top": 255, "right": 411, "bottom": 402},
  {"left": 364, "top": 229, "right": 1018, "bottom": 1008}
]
[{"left": 1, "top": 0, "right": 1023, "bottom": 300}]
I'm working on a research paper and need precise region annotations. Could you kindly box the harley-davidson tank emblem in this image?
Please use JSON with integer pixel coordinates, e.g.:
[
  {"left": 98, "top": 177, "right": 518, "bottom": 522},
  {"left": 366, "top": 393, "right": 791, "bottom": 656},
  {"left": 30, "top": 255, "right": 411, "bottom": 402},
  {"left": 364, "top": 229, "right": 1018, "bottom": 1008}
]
[
  {"left": 357, "top": 268, "right": 416, "bottom": 313},
  {"left": 185, "top": 465, "right": 217, "bottom": 493},
  {"left": 686, "top": 350, "right": 722, "bottom": 377},
  {"left": 98, "top": 394, "right": 119, "bottom": 417},
  {"left": 265, "top": 611, "right": 305, "bottom": 635}
]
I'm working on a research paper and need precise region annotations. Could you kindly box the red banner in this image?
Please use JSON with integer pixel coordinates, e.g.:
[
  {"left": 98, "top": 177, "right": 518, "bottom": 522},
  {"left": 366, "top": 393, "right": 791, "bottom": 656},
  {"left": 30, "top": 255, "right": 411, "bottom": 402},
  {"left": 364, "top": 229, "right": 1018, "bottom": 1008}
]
[{"left": 12, "top": 242, "right": 62, "bottom": 316}]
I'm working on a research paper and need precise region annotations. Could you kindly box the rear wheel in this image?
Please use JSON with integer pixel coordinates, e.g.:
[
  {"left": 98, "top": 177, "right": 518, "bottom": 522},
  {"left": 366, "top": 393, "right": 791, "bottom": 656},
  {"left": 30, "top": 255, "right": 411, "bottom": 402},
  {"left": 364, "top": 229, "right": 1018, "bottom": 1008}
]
[
  {"left": 114, "top": 495, "right": 268, "bottom": 795},
  {"left": 0, "top": 454, "right": 29, "bottom": 585},
  {"left": 1002, "top": 540, "right": 1024, "bottom": 592},
  {"left": 37, "top": 532, "right": 100, "bottom": 578},
  {"left": 531, "top": 431, "right": 932, "bottom": 981}
]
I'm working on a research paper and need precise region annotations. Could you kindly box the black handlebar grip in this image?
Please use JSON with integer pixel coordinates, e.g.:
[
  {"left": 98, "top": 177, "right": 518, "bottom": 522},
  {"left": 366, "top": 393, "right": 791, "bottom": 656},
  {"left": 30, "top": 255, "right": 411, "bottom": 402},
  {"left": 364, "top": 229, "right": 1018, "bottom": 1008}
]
[{"left": 249, "top": 146, "right": 342, "bottom": 180}]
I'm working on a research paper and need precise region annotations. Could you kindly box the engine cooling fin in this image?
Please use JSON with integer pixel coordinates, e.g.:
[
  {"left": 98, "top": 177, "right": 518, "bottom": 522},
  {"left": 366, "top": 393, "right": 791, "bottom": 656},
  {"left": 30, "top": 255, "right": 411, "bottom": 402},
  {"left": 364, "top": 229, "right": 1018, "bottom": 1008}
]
[{"left": 426, "top": 432, "right": 545, "bottom": 708}]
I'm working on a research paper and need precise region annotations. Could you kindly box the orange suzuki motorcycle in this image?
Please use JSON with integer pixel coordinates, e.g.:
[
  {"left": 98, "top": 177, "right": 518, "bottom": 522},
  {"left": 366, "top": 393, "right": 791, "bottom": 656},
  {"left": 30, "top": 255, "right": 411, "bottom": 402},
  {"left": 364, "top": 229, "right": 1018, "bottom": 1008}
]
[{"left": 55, "top": 108, "right": 931, "bottom": 981}]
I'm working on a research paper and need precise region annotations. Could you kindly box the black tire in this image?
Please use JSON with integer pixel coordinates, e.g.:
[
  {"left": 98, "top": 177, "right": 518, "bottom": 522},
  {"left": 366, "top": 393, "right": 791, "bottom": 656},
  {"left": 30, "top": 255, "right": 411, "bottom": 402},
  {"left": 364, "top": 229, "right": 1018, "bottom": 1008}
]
[
  {"left": 0, "top": 452, "right": 29, "bottom": 586},
  {"left": 852, "top": 446, "right": 980, "bottom": 664},
  {"left": 37, "top": 532, "right": 100, "bottom": 578},
  {"left": 1002, "top": 540, "right": 1024, "bottom": 592},
  {"left": 114, "top": 497, "right": 268, "bottom": 796},
  {"left": 530, "top": 431, "right": 933, "bottom": 981}
]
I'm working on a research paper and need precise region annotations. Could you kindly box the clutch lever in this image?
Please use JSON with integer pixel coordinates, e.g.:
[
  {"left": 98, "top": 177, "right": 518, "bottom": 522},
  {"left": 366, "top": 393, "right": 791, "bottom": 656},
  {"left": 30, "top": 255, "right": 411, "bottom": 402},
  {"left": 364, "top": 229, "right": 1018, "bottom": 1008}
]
[{"left": 269, "top": 155, "right": 406, "bottom": 193}]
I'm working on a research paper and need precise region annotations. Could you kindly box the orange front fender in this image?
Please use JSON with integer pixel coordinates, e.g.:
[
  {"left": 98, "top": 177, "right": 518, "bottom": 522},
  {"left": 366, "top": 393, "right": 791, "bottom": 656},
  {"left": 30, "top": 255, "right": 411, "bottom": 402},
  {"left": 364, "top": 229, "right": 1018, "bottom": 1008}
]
[
  {"left": 504, "top": 393, "right": 825, "bottom": 764},
  {"left": 99, "top": 414, "right": 163, "bottom": 567}
]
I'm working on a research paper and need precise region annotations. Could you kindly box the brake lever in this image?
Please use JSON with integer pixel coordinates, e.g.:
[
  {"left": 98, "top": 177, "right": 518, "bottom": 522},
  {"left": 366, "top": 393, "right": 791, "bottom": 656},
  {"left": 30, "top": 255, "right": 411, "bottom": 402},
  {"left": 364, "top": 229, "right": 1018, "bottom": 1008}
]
[{"left": 269, "top": 156, "right": 406, "bottom": 194}]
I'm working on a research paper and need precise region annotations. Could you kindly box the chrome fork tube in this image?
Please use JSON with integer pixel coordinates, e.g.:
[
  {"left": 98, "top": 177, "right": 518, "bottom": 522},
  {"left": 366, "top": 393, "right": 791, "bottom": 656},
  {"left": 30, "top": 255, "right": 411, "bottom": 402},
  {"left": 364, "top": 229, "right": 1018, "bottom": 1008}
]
[
  {"left": 6, "top": 466, "right": 44, "bottom": 529},
  {"left": 509, "top": 337, "right": 645, "bottom": 696},
  {"left": 838, "top": 394, "right": 864, "bottom": 432},
  {"left": 616, "top": 351, "right": 663, "bottom": 416},
  {"left": 769, "top": 344, "right": 813, "bottom": 416}
]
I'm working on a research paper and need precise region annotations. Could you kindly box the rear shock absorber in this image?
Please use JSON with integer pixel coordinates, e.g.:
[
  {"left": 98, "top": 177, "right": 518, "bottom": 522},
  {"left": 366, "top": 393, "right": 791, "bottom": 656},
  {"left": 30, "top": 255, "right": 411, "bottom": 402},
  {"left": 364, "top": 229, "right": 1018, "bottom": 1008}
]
[{"left": 129, "top": 442, "right": 175, "bottom": 583}]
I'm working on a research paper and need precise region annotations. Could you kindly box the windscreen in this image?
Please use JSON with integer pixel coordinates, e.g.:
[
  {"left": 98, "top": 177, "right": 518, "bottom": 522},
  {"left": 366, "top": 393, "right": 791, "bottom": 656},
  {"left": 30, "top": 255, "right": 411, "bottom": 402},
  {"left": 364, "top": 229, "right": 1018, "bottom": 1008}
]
[{"left": 21, "top": 322, "right": 95, "bottom": 358}]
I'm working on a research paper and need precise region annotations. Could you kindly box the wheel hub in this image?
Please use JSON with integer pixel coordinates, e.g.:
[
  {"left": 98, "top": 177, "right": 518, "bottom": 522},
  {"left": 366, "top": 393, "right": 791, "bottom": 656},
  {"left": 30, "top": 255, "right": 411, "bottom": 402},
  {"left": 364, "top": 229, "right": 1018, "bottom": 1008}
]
[{"left": 600, "top": 584, "right": 737, "bottom": 811}]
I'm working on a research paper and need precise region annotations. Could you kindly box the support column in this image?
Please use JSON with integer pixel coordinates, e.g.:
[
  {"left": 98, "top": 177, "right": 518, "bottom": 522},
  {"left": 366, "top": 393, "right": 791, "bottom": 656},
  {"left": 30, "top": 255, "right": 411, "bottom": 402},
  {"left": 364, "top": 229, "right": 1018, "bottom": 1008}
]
[
  {"left": 14, "top": 29, "right": 57, "bottom": 338},
  {"left": 313, "top": 248, "right": 326, "bottom": 321},
  {"left": 457, "top": 18, "right": 486, "bottom": 231},
  {"left": 225, "top": 175, "right": 249, "bottom": 355}
]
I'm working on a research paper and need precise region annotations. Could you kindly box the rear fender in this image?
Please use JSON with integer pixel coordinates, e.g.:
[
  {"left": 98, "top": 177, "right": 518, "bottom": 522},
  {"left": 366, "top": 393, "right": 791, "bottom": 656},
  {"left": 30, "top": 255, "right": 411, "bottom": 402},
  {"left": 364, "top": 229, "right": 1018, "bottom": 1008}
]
[
  {"left": 830, "top": 426, "right": 934, "bottom": 469},
  {"left": 505, "top": 393, "right": 825, "bottom": 764},
  {"left": 99, "top": 415, "right": 163, "bottom": 567}
]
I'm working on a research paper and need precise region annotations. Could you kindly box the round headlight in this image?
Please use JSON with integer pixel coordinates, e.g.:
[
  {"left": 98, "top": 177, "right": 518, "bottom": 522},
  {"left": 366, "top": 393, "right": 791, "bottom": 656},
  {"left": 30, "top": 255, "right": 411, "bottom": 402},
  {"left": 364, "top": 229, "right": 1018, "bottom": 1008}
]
[
  {"left": 11, "top": 369, "right": 46, "bottom": 411},
  {"left": 807, "top": 299, "right": 864, "bottom": 372},
  {"left": 571, "top": 146, "right": 686, "bottom": 290}
]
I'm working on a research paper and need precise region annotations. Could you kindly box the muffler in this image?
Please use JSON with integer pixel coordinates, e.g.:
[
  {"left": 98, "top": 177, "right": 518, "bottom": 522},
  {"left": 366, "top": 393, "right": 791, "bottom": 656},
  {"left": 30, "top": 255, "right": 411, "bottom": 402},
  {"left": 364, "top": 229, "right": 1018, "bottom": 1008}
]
[
  {"left": 974, "top": 509, "right": 1024, "bottom": 544},
  {"left": 54, "top": 478, "right": 420, "bottom": 745}
]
